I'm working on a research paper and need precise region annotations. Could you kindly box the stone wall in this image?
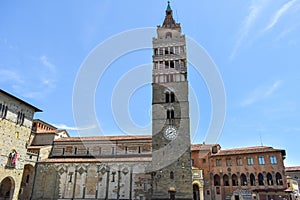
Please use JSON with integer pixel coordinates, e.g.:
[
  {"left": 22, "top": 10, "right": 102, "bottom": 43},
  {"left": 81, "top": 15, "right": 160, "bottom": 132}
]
[
  {"left": 31, "top": 161, "right": 152, "bottom": 200},
  {"left": 0, "top": 90, "right": 37, "bottom": 200}
]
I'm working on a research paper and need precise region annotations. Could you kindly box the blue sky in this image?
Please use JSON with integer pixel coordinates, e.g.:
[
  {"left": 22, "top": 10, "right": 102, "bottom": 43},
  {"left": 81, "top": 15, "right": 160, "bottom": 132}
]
[{"left": 1, "top": 0, "right": 300, "bottom": 166}]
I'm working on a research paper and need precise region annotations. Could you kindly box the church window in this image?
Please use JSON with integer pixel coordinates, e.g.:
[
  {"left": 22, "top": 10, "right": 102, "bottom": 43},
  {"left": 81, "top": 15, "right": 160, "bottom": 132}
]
[
  {"left": 165, "top": 92, "right": 175, "bottom": 103},
  {"left": 165, "top": 61, "right": 169, "bottom": 68},
  {"left": 74, "top": 147, "right": 77, "bottom": 155},
  {"left": 154, "top": 48, "right": 158, "bottom": 55},
  {"left": 154, "top": 62, "right": 158, "bottom": 70},
  {"left": 170, "top": 47, "right": 174, "bottom": 54},
  {"left": 170, "top": 171, "right": 174, "bottom": 179},
  {"left": 167, "top": 109, "right": 174, "bottom": 121},
  {"left": 164, "top": 48, "right": 169, "bottom": 54},
  {"left": 170, "top": 60, "right": 174, "bottom": 68},
  {"left": 165, "top": 92, "right": 170, "bottom": 103},
  {"left": 170, "top": 92, "right": 175, "bottom": 102},
  {"left": 87, "top": 148, "right": 90, "bottom": 155},
  {"left": 216, "top": 159, "right": 221, "bottom": 166},
  {"left": 138, "top": 146, "right": 141, "bottom": 154},
  {"left": 17, "top": 111, "right": 25, "bottom": 125},
  {"left": 159, "top": 48, "right": 164, "bottom": 55},
  {"left": 62, "top": 148, "right": 65, "bottom": 155},
  {"left": 166, "top": 32, "right": 172, "bottom": 39},
  {"left": 0, "top": 104, "right": 8, "bottom": 119},
  {"left": 125, "top": 146, "right": 128, "bottom": 154}
]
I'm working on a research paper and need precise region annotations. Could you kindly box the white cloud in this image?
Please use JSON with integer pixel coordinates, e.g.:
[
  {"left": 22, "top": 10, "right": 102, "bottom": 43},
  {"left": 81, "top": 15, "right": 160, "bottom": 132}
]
[
  {"left": 241, "top": 80, "right": 283, "bottom": 106},
  {"left": 0, "top": 69, "right": 24, "bottom": 84},
  {"left": 0, "top": 55, "right": 58, "bottom": 99},
  {"left": 40, "top": 55, "right": 56, "bottom": 73},
  {"left": 230, "top": 1, "right": 268, "bottom": 60},
  {"left": 53, "top": 123, "right": 97, "bottom": 131},
  {"left": 263, "top": 0, "right": 298, "bottom": 32}
]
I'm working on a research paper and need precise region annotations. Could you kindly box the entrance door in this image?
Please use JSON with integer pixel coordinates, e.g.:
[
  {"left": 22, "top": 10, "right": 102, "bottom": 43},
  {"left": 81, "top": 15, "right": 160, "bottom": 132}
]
[
  {"left": 193, "top": 184, "right": 200, "bottom": 200},
  {"left": 0, "top": 177, "right": 15, "bottom": 200},
  {"left": 169, "top": 191, "right": 176, "bottom": 200}
]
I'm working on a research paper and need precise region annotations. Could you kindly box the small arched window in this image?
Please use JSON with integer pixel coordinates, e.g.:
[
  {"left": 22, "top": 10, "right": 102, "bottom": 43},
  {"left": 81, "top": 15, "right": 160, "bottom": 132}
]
[
  {"left": 165, "top": 92, "right": 170, "bottom": 103},
  {"left": 166, "top": 32, "right": 172, "bottom": 39},
  {"left": 170, "top": 171, "right": 174, "bottom": 179},
  {"left": 258, "top": 173, "right": 264, "bottom": 185},
  {"left": 276, "top": 172, "right": 283, "bottom": 185},
  {"left": 167, "top": 109, "right": 174, "bottom": 119},
  {"left": 267, "top": 173, "right": 274, "bottom": 185}
]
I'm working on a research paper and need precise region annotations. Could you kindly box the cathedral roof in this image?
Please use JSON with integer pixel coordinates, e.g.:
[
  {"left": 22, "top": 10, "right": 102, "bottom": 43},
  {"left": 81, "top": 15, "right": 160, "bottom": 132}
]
[{"left": 54, "top": 135, "right": 152, "bottom": 142}]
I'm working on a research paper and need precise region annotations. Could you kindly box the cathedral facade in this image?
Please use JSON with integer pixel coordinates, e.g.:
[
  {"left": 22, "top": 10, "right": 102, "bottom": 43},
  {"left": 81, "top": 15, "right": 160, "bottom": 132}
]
[{"left": 31, "top": 2, "right": 195, "bottom": 200}]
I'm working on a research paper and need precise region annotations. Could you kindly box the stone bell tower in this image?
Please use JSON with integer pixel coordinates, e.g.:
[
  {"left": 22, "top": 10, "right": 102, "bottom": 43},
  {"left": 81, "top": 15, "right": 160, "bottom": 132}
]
[{"left": 151, "top": 1, "right": 193, "bottom": 200}]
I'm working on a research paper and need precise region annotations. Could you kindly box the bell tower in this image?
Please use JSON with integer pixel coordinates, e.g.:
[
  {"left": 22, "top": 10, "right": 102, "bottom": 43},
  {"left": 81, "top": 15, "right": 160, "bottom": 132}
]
[{"left": 151, "top": 1, "right": 193, "bottom": 200}]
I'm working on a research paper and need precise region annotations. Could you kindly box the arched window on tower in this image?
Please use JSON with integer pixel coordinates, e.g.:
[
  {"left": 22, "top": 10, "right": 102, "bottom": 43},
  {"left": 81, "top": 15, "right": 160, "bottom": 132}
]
[
  {"left": 170, "top": 171, "right": 174, "bottom": 179},
  {"left": 166, "top": 32, "right": 172, "bottom": 39},
  {"left": 170, "top": 92, "right": 175, "bottom": 102},
  {"left": 165, "top": 92, "right": 175, "bottom": 103},
  {"left": 165, "top": 92, "right": 170, "bottom": 103},
  {"left": 167, "top": 109, "right": 174, "bottom": 125}
]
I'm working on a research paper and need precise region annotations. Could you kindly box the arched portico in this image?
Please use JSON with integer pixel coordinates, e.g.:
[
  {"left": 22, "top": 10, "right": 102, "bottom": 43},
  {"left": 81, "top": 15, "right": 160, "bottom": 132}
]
[
  {"left": 193, "top": 180, "right": 203, "bottom": 200},
  {"left": 0, "top": 176, "right": 15, "bottom": 200}
]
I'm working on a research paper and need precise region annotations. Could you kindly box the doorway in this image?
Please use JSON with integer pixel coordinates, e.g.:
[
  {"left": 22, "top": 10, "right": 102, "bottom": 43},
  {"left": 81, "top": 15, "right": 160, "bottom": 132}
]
[
  {"left": 0, "top": 177, "right": 15, "bottom": 200},
  {"left": 193, "top": 184, "right": 200, "bottom": 200}
]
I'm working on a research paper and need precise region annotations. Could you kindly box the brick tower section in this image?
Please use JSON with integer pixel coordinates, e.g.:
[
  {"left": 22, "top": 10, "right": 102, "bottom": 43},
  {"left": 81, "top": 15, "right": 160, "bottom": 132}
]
[{"left": 151, "top": 2, "right": 193, "bottom": 200}]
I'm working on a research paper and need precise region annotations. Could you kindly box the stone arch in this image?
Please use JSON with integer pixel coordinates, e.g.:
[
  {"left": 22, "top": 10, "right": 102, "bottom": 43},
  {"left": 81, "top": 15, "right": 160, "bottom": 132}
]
[
  {"left": 258, "top": 173, "right": 264, "bottom": 185},
  {"left": 223, "top": 174, "right": 229, "bottom": 186},
  {"left": 213, "top": 174, "right": 220, "bottom": 186},
  {"left": 240, "top": 173, "right": 247, "bottom": 186},
  {"left": 250, "top": 173, "right": 256, "bottom": 186},
  {"left": 232, "top": 174, "right": 238, "bottom": 186},
  {"left": 192, "top": 181, "right": 201, "bottom": 200},
  {"left": 19, "top": 164, "right": 35, "bottom": 200},
  {"left": 267, "top": 173, "right": 274, "bottom": 185},
  {"left": 276, "top": 172, "right": 283, "bottom": 185},
  {"left": 0, "top": 176, "right": 15, "bottom": 200}
]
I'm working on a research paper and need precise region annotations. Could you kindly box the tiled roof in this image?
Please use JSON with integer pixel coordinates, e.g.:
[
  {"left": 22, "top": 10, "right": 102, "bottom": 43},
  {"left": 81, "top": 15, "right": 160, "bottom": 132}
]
[
  {"left": 40, "top": 157, "right": 152, "bottom": 163},
  {"left": 211, "top": 146, "right": 285, "bottom": 156},
  {"left": 54, "top": 135, "right": 152, "bottom": 142},
  {"left": 191, "top": 144, "right": 219, "bottom": 151},
  {"left": 0, "top": 89, "right": 42, "bottom": 112},
  {"left": 286, "top": 166, "right": 300, "bottom": 171}
]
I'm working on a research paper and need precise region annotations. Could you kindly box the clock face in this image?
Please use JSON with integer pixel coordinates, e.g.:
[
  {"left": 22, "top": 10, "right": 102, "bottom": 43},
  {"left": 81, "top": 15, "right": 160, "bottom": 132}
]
[{"left": 164, "top": 126, "right": 177, "bottom": 140}]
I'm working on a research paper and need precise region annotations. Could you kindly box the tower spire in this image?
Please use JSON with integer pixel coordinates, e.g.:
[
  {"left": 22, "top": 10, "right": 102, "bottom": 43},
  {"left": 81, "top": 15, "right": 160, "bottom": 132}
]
[
  {"left": 167, "top": 1, "right": 172, "bottom": 11},
  {"left": 162, "top": 1, "right": 179, "bottom": 28}
]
